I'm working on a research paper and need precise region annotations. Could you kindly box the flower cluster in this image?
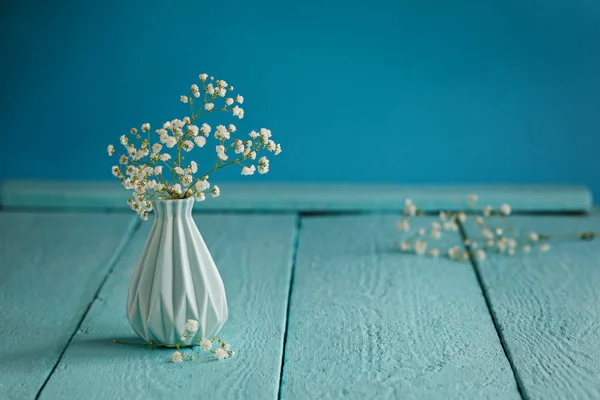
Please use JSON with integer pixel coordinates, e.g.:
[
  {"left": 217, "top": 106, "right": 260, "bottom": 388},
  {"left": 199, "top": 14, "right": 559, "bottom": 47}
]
[
  {"left": 170, "top": 319, "right": 235, "bottom": 363},
  {"left": 108, "top": 74, "right": 282, "bottom": 219},
  {"left": 396, "top": 195, "right": 556, "bottom": 262},
  {"left": 113, "top": 318, "right": 234, "bottom": 362}
]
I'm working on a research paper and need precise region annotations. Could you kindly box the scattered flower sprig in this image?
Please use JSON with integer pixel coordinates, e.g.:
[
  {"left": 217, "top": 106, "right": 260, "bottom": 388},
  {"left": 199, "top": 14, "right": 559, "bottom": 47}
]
[
  {"left": 114, "top": 319, "right": 235, "bottom": 362},
  {"left": 108, "top": 73, "right": 282, "bottom": 220},
  {"left": 396, "top": 195, "right": 597, "bottom": 262}
]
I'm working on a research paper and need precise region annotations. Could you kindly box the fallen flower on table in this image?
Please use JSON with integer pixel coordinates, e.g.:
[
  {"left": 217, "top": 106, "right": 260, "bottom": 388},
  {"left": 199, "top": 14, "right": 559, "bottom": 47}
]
[
  {"left": 396, "top": 195, "right": 596, "bottom": 262},
  {"left": 114, "top": 318, "right": 235, "bottom": 363}
]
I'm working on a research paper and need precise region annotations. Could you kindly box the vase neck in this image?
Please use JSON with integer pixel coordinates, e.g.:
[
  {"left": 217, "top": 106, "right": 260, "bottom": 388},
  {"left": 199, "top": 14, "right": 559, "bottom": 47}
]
[{"left": 152, "top": 197, "right": 195, "bottom": 219}]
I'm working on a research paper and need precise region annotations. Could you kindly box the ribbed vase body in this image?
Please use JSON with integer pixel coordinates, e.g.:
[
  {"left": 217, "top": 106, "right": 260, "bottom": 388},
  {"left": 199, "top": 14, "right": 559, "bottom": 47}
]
[{"left": 126, "top": 197, "right": 228, "bottom": 344}]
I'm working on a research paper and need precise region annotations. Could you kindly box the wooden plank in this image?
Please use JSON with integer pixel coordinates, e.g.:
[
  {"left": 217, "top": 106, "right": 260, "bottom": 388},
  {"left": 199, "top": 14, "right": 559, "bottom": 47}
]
[
  {"left": 0, "top": 211, "right": 138, "bottom": 400},
  {"left": 280, "top": 215, "right": 521, "bottom": 399},
  {"left": 463, "top": 215, "right": 600, "bottom": 400},
  {"left": 38, "top": 214, "right": 297, "bottom": 400},
  {"left": 0, "top": 180, "right": 592, "bottom": 212}
]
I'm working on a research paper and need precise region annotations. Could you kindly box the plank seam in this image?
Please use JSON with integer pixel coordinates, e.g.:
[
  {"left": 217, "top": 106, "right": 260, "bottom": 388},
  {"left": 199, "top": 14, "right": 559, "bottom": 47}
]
[
  {"left": 276, "top": 213, "right": 302, "bottom": 400},
  {"left": 34, "top": 216, "right": 142, "bottom": 400},
  {"left": 457, "top": 220, "right": 528, "bottom": 400}
]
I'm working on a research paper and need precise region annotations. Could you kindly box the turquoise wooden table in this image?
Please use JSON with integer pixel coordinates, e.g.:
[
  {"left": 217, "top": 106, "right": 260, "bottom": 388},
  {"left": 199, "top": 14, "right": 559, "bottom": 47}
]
[{"left": 1, "top": 182, "right": 599, "bottom": 400}]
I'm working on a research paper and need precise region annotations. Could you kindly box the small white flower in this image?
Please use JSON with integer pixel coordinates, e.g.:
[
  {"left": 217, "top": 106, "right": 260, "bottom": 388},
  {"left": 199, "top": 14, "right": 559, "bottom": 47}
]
[
  {"left": 200, "top": 123, "right": 211, "bottom": 136},
  {"left": 495, "top": 228, "right": 503, "bottom": 236},
  {"left": 119, "top": 155, "right": 128, "bottom": 165},
  {"left": 235, "top": 95, "right": 244, "bottom": 104},
  {"left": 181, "top": 175, "right": 193, "bottom": 186},
  {"left": 165, "top": 136, "right": 177, "bottom": 148},
  {"left": 205, "top": 103, "right": 215, "bottom": 111},
  {"left": 174, "top": 167, "right": 184, "bottom": 175},
  {"left": 428, "top": 248, "right": 439, "bottom": 258},
  {"left": 206, "top": 83, "right": 215, "bottom": 95},
  {"left": 396, "top": 219, "right": 410, "bottom": 232},
  {"left": 414, "top": 240, "right": 427, "bottom": 255},
  {"left": 190, "top": 161, "right": 198, "bottom": 174},
  {"left": 507, "top": 238, "right": 517, "bottom": 248},
  {"left": 482, "top": 228, "right": 493, "bottom": 239},
  {"left": 439, "top": 211, "right": 446, "bottom": 221},
  {"left": 191, "top": 84, "right": 199, "bottom": 93},
  {"left": 241, "top": 165, "right": 256, "bottom": 175},
  {"left": 196, "top": 192, "right": 206, "bottom": 201},
  {"left": 475, "top": 216, "right": 484, "bottom": 226},
  {"left": 249, "top": 130, "right": 259, "bottom": 139},
  {"left": 159, "top": 153, "right": 171, "bottom": 161},
  {"left": 187, "top": 125, "right": 199, "bottom": 137},
  {"left": 212, "top": 185, "right": 220, "bottom": 198},
  {"left": 258, "top": 164, "right": 269, "bottom": 174},
  {"left": 171, "top": 184, "right": 182, "bottom": 194},
  {"left": 522, "top": 244, "right": 531, "bottom": 253},
  {"left": 266, "top": 140, "right": 276, "bottom": 151},
  {"left": 529, "top": 232, "right": 539, "bottom": 242},
  {"left": 475, "top": 249, "right": 486, "bottom": 261},
  {"left": 448, "top": 246, "right": 461, "bottom": 259},
  {"left": 152, "top": 143, "right": 163, "bottom": 154},
  {"left": 430, "top": 222, "right": 441, "bottom": 231},
  {"left": 120, "top": 135, "right": 128, "bottom": 146},
  {"left": 215, "top": 125, "right": 230, "bottom": 140},
  {"left": 228, "top": 124, "right": 237, "bottom": 132},
  {"left": 508, "top": 248, "right": 516, "bottom": 256},
  {"left": 111, "top": 166, "right": 120, "bottom": 177},
  {"left": 249, "top": 151, "right": 257, "bottom": 160},
  {"left": 201, "top": 339, "right": 212, "bottom": 351},
  {"left": 418, "top": 228, "right": 425, "bottom": 236},
  {"left": 195, "top": 180, "right": 210, "bottom": 192},
  {"left": 431, "top": 230, "right": 442, "bottom": 239},
  {"left": 223, "top": 343, "right": 231, "bottom": 351},
  {"left": 539, "top": 243, "right": 550, "bottom": 252},
  {"left": 232, "top": 105, "right": 244, "bottom": 119},
  {"left": 217, "top": 79, "right": 228, "bottom": 88},
  {"left": 235, "top": 143, "right": 245, "bottom": 154},
  {"left": 218, "top": 87, "right": 227, "bottom": 97},
  {"left": 468, "top": 194, "right": 479, "bottom": 203},
  {"left": 458, "top": 213, "right": 467, "bottom": 222},
  {"left": 183, "top": 116, "right": 191, "bottom": 125},
  {"left": 182, "top": 140, "right": 194, "bottom": 152},
  {"left": 225, "top": 98, "right": 234, "bottom": 106},
  {"left": 107, "top": 144, "right": 115, "bottom": 156},
  {"left": 404, "top": 204, "right": 417, "bottom": 217},
  {"left": 218, "top": 152, "right": 228, "bottom": 161},
  {"left": 130, "top": 127, "right": 137, "bottom": 134},
  {"left": 199, "top": 73, "right": 208, "bottom": 82},
  {"left": 215, "top": 348, "right": 228, "bottom": 360},
  {"left": 399, "top": 241, "right": 410, "bottom": 252},
  {"left": 483, "top": 206, "right": 493, "bottom": 217},
  {"left": 274, "top": 144, "right": 282, "bottom": 155},
  {"left": 171, "top": 351, "right": 184, "bottom": 363},
  {"left": 500, "top": 204, "right": 511, "bottom": 216},
  {"left": 186, "top": 319, "right": 199, "bottom": 332},
  {"left": 194, "top": 136, "right": 206, "bottom": 148}
]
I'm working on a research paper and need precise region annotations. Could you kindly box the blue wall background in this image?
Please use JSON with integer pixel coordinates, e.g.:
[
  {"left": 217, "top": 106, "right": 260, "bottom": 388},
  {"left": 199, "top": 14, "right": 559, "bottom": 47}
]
[{"left": 2, "top": 0, "right": 599, "bottom": 198}]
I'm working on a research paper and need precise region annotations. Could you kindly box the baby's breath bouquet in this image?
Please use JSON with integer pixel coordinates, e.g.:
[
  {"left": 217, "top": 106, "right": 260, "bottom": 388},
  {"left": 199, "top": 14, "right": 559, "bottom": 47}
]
[
  {"left": 109, "top": 73, "right": 282, "bottom": 362},
  {"left": 108, "top": 73, "right": 281, "bottom": 219}
]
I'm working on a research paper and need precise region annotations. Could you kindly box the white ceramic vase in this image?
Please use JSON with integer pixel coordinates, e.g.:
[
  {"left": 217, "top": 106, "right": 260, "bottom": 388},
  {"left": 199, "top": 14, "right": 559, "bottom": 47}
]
[{"left": 126, "top": 197, "right": 228, "bottom": 345}]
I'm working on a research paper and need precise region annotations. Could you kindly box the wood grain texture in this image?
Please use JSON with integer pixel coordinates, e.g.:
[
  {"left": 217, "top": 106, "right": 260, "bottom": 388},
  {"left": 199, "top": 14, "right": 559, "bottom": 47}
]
[
  {"left": 0, "top": 180, "right": 592, "bottom": 212},
  {"left": 280, "top": 215, "right": 520, "bottom": 399},
  {"left": 38, "top": 214, "right": 297, "bottom": 400},
  {"left": 0, "top": 211, "right": 137, "bottom": 400},
  {"left": 463, "top": 215, "right": 600, "bottom": 400}
]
